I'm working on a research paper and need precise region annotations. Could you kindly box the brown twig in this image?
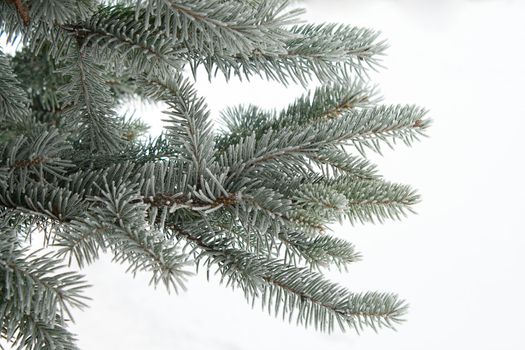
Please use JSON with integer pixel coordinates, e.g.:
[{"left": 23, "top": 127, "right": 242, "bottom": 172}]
[
  {"left": 8, "top": 0, "right": 30, "bottom": 27},
  {"left": 13, "top": 156, "right": 45, "bottom": 169}
]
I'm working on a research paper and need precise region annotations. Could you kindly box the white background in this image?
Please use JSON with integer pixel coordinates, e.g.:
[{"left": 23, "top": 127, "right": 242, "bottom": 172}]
[{"left": 6, "top": 0, "right": 525, "bottom": 349}]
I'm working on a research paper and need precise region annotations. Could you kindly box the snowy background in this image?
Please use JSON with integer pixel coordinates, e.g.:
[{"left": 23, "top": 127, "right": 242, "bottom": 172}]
[{"left": 6, "top": 0, "right": 525, "bottom": 349}]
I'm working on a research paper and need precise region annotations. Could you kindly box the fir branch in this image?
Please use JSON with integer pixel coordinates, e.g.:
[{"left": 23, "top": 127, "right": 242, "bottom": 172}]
[
  {"left": 67, "top": 135, "right": 174, "bottom": 171},
  {"left": 220, "top": 128, "right": 316, "bottom": 183},
  {"left": 218, "top": 104, "right": 273, "bottom": 140},
  {"left": 142, "top": 191, "right": 237, "bottom": 211},
  {"left": 59, "top": 5, "right": 184, "bottom": 77},
  {"left": 0, "top": 182, "right": 86, "bottom": 223},
  {"left": 279, "top": 82, "right": 378, "bottom": 123},
  {"left": 61, "top": 162, "right": 139, "bottom": 198},
  {"left": 0, "top": 50, "right": 30, "bottom": 121},
  {"left": 286, "top": 23, "right": 387, "bottom": 77},
  {"left": 0, "top": 230, "right": 89, "bottom": 326},
  {"left": 109, "top": 225, "right": 191, "bottom": 292},
  {"left": 0, "top": 0, "right": 95, "bottom": 45},
  {"left": 141, "top": 74, "right": 216, "bottom": 186},
  {"left": 24, "top": 0, "right": 94, "bottom": 27},
  {"left": 307, "top": 146, "right": 379, "bottom": 181},
  {"left": 139, "top": 0, "right": 299, "bottom": 55},
  {"left": 0, "top": 0, "right": 430, "bottom": 340},
  {"left": 216, "top": 89, "right": 427, "bottom": 159},
  {"left": 215, "top": 82, "right": 376, "bottom": 153},
  {"left": 1, "top": 129, "right": 73, "bottom": 183},
  {"left": 328, "top": 177, "right": 420, "bottom": 224},
  {"left": 232, "top": 186, "right": 292, "bottom": 234},
  {"left": 172, "top": 222, "right": 406, "bottom": 332},
  {"left": 288, "top": 181, "right": 349, "bottom": 224},
  {"left": 58, "top": 40, "right": 124, "bottom": 153},
  {"left": 72, "top": 177, "right": 191, "bottom": 292},
  {"left": 1, "top": 310, "right": 80, "bottom": 350},
  {"left": 220, "top": 103, "right": 429, "bottom": 180},
  {"left": 54, "top": 219, "right": 106, "bottom": 269},
  {"left": 193, "top": 23, "right": 386, "bottom": 85},
  {"left": 343, "top": 105, "right": 431, "bottom": 155},
  {"left": 277, "top": 231, "right": 361, "bottom": 271}
]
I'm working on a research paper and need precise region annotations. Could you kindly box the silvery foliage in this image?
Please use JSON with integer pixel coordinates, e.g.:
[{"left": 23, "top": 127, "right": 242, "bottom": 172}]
[{"left": 0, "top": 0, "right": 430, "bottom": 348}]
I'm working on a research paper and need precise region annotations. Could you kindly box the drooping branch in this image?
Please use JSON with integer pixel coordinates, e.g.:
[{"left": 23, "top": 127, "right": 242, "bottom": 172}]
[{"left": 171, "top": 222, "right": 407, "bottom": 332}]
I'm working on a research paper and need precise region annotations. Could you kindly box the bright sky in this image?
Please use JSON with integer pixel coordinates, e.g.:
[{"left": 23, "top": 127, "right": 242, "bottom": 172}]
[{"left": 4, "top": 1, "right": 525, "bottom": 349}]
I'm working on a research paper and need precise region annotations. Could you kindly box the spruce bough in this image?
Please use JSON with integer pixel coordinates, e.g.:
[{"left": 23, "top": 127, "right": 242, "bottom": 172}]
[{"left": 0, "top": 1, "right": 430, "bottom": 348}]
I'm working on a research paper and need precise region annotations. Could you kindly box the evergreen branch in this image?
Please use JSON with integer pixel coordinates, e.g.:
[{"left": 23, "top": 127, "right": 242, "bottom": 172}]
[
  {"left": 172, "top": 222, "right": 407, "bottom": 332},
  {"left": 220, "top": 128, "right": 317, "bottom": 183},
  {"left": 0, "top": 0, "right": 95, "bottom": 44},
  {"left": 288, "top": 181, "right": 349, "bottom": 224},
  {"left": 285, "top": 23, "right": 387, "bottom": 78},
  {"left": 66, "top": 135, "right": 171, "bottom": 170},
  {"left": 109, "top": 226, "right": 191, "bottom": 292},
  {"left": 61, "top": 162, "right": 138, "bottom": 198},
  {"left": 283, "top": 210, "right": 328, "bottom": 235},
  {"left": 0, "top": 0, "right": 430, "bottom": 340},
  {"left": 307, "top": 146, "right": 379, "bottom": 180},
  {"left": 116, "top": 113, "right": 151, "bottom": 142},
  {"left": 218, "top": 104, "right": 272, "bottom": 137},
  {"left": 82, "top": 177, "right": 191, "bottom": 292},
  {"left": 278, "top": 232, "right": 361, "bottom": 271},
  {"left": 221, "top": 103, "right": 429, "bottom": 183},
  {"left": 208, "top": 212, "right": 278, "bottom": 257},
  {"left": 52, "top": 172, "right": 192, "bottom": 290},
  {"left": 0, "top": 230, "right": 89, "bottom": 325},
  {"left": 1, "top": 310, "right": 80, "bottom": 350},
  {"left": 22, "top": 0, "right": 94, "bottom": 27},
  {"left": 216, "top": 90, "right": 427, "bottom": 159},
  {"left": 9, "top": 45, "right": 69, "bottom": 112},
  {"left": 139, "top": 160, "right": 193, "bottom": 227},
  {"left": 58, "top": 41, "right": 124, "bottom": 153},
  {"left": 141, "top": 75, "right": 216, "bottom": 186},
  {"left": 279, "top": 82, "right": 378, "bottom": 124},
  {"left": 328, "top": 177, "right": 420, "bottom": 224},
  {"left": 54, "top": 219, "right": 106, "bottom": 269},
  {"left": 59, "top": 5, "right": 184, "bottom": 77},
  {"left": 232, "top": 186, "right": 292, "bottom": 234},
  {"left": 1, "top": 129, "right": 73, "bottom": 183},
  {"left": 242, "top": 174, "right": 338, "bottom": 234},
  {"left": 142, "top": 174, "right": 329, "bottom": 237},
  {"left": 0, "top": 182, "right": 86, "bottom": 223},
  {"left": 342, "top": 105, "right": 431, "bottom": 155},
  {"left": 215, "top": 105, "right": 273, "bottom": 153},
  {"left": 216, "top": 83, "right": 376, "bottom": 153},
  {"left": 139, "top": 0, "right": 299, "bottom": 55},
  {"left": 193, "top": 23, "right": 386, "bottom": 85},
  {"left": 261, "top": 172, "right": 420, "bottom": 224},
  {"left": 139, "top": 160, "right": 236, "bottom": 227},
  {"left": 143, "top": 191, "right": 237, "bottom": 211},
  {"left": 0, "top": 50, "right": 30, "bottom": 121}
]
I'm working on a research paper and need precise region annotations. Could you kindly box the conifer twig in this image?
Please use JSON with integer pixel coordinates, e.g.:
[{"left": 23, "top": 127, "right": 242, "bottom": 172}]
[{"left": 8, "top": 0, "right": 30, "bottom": 26}]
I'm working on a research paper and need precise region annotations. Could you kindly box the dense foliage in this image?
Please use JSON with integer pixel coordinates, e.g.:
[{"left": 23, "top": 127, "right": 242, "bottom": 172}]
[{"left": 0, "top": 1, "right": 430, "bottom": 349}]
